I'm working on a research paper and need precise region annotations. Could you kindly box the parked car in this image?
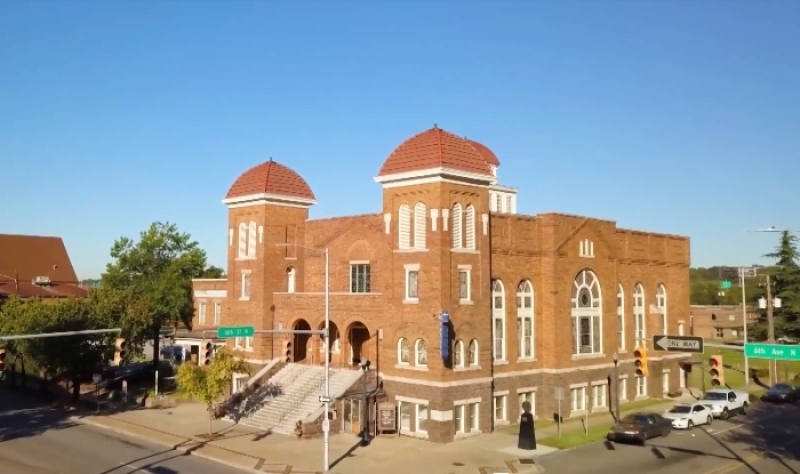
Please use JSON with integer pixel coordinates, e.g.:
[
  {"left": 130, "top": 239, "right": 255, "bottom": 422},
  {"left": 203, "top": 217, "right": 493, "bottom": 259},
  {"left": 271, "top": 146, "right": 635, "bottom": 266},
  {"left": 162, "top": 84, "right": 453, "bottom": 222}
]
[
  {"left": 761, "top": 383, "right": 800, "bottom": 403},
  {"left": 662, "top": 403, "right": 713, "bottom": 429},
  {"left": 700, "top": 389, "right": 749, "bottom": 419},
  {"left": 606, "top": 412, "right": 672, "bottom": 445}
]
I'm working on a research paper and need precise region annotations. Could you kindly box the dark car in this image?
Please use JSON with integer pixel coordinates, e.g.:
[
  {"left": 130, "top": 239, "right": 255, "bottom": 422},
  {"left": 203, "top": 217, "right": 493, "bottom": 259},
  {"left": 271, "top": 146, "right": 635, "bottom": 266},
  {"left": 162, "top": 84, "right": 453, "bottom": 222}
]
[
  {"left": 761, "top": 383, "right": 800, "bottom": 403},
  {"left": 607, "top": 412, "right": 672, "bottom": 445}
]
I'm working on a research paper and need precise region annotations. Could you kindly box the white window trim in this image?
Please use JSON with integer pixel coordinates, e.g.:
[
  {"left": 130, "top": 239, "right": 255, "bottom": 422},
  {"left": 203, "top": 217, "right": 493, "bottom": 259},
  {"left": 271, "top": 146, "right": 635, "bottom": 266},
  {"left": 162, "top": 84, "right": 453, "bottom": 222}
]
[
  {"left": 617, "top": 284, "right": 626, "bottom": 352},
  {"left": 414, "top": 338, "right": 427, "bottom": 367},
  {"left": 453, "top": 340, "right": 465, "bottom": 368},
  {"left": 493, "top": 394, "right": 508, "bottom": 424},
  {"left": 397, "top": 338, "right": 410, "bottom": 365},
  {"left": 492, "top": 280, "right": 506, "bottom": 362},
  {"left": 571, "top": 270, "right": 603, "bottom": 356},
  {"left": 286, "top": 267, "right": 296, "bottom": 293},
  {"left": 415, "top": 403, "right": 429, "bottom": 434},
  {"left": 633, "top": 284, "right": 646, "bottom": 348},
  {"left": 635, "top": 375, "right": 648, "bottom": 398},
  {"left": 591, "top": 383, "right": 608, "bottom": 410},
  {"left": 570, "top": 386, "right": 587, "bottom": 413},
  {"left": 349, "top": 262, "right": 370, "bottom": 294},
  {"left": 451, "top": 203, "right": 463, "bottom": 249},
  {"left": 198, "top": 302, "right": 207, "bottom": 325},
  {"left": 516, "top": 281, "right": 534, "bottom": 361},
  {"left": 458, "top": 265, "right": 472, "bottom": 304},
  {"left": 213, "top": 302, "right": 221, "bottom": 325},
  {"left": 404, "top": 264, "right": 420, "bottom": 303},
  {"left": 240, "top": 270, "right": 252, "bottom": 301},
  {"left": 619, "top": 377, "right": 628, "bottom": 401},
  {"left": 413, "top": 202, "right": 427, "bottom": 250},
  {"left": 657, "top": 284, "right": 668, "bottom": 335},
  {"left": 464, "top": 204, "right": 476, "bottom": 250},
  {"left": 398, "top": 204, "right": 411, "bottom": 250}
]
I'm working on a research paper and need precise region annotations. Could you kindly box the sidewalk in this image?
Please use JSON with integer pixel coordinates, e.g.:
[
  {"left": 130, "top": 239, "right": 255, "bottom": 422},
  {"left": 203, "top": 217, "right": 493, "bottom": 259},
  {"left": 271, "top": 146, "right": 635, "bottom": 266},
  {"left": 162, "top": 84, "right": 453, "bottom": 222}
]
[
  {"left": 75, "top": 403, "right": 552, "bottom": 474},
  {"left": 72, "top": 395, "right": 693, "bottom": 474}
]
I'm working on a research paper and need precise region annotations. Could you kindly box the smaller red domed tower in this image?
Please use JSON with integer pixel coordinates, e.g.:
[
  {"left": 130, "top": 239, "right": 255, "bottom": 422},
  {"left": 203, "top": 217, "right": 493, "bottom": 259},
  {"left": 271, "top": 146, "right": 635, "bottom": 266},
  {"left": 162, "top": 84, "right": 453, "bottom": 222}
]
[{"left": 222, "top": 158, "right": 316, "bottom": 359}]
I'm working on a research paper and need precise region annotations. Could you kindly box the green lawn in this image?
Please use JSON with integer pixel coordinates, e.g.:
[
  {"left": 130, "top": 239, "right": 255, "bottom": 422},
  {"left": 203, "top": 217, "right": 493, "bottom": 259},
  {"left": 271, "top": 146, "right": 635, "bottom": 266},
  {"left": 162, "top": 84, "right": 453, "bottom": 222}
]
[
  {"left": 537, "top": 422, "right": 612, "bottom": 450},
  {"left": 688, "top": 347, "right": 800, "bottom": 389}
]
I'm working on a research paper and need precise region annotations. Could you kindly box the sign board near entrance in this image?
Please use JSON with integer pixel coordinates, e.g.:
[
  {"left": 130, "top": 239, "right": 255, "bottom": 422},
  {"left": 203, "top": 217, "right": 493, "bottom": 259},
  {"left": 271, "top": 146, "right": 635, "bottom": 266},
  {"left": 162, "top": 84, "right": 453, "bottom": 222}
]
[
  {"left": 217, "top": 326, "right": 255, "bottom": 338},
  {"left": 653, "top": 335, "right": 704, "bottom": 353},
  {"left": 377, "top": 401, "right": 396, "bottom": 433},
  {"left": 553, "top": 387, "right": 565, "bottom": 401},
  {"left": 745, "top": 342, "right": 800, "bottom": 361}
]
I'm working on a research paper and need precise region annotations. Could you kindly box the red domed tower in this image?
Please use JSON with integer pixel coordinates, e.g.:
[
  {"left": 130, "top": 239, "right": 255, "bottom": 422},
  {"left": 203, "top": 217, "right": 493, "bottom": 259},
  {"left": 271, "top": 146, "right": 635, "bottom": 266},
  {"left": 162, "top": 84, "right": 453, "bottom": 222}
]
[{"left": 222, "top": 158, "right": 316, "bottom": 359}]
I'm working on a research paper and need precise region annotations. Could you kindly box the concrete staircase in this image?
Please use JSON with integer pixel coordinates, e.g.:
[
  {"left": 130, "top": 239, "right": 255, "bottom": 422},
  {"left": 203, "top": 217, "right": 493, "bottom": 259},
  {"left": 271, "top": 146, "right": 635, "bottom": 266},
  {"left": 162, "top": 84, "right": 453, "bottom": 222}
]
[{"left": 238, "top": 363, "right": 363, "bottom": 435}]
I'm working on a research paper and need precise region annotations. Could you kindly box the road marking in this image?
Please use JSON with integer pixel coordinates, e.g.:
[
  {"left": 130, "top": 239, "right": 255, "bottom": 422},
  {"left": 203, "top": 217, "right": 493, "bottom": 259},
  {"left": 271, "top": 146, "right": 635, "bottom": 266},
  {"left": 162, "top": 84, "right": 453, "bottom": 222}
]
[
  {"left": 119, "top": 461, "right": 155, "bottom": 473},
  {"left": 707, "top": 423, "right": 745, "bottom": 435}
]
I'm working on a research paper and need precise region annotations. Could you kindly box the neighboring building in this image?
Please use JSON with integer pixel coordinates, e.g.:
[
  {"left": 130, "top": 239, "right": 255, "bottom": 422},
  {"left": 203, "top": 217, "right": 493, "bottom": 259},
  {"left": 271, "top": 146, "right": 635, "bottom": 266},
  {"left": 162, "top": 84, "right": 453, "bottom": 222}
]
[
  {"left": 690, "top": 304, "right": 759, "bottom": 341},
  {"left": 0, "top": 233, "right": 88, "bottom": 302},
  {"left": 191, "top": 126, "right": 692, "bottom": 442}
]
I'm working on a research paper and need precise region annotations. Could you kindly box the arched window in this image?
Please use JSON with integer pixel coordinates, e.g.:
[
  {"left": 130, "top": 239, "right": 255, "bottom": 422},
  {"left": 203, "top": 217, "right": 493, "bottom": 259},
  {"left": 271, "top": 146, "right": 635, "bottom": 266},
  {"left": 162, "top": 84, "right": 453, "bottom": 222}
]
[
  {"left": 617, "top": 284, "right": 625, "bottom": 351},
  {"left": 633, "top": 283, "right": 645, "bottom": 348},
  {"left": 492, "top": 280, "right": 506, "bottom": 361},
  {"left": 413, "top": 202, "right": 426, "bottom": 249},
  {"left": 398, "top": 205, "right": 411, "bottom": 249},
  {"left": 656, "top": 284, "right": 667, "bottom": 335},
  {"left": 517, "top": 281, "right": 534, "bottom": 359},
  {"left": 237, "top": 223, "right": 247, "bottom": 258},
  {"left": 453, "top": 340, "right": 464, "bottom": 368},
  {"left": 415, "top": 339, "right": 427, "bottom": 367},
  {"left": 397, "top": 338, "right": 410, "bottom": 365},
  {"left": 247, "top": 221, "right": 257, "bottom": 257},
  {"left": 468, "top": 339, "right": 479, "bottom": 366},
  {"left": 286, "top": 267, "right": 296, "bottom": 293},
  {"left": 451, "top": 203, "right": 463, "bottom": 249},
  {"left": 464, "top": 205, "right": 476, "bottom": 250},
  {"left": 571, "top": 270, "right": 602, "bottom": 355}
]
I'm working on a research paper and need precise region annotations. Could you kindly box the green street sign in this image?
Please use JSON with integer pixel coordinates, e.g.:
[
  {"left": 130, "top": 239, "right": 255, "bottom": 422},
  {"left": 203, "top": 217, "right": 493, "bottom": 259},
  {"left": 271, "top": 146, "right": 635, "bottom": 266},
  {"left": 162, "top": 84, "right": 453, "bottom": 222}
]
[
  {"left": 744, "top": 342, "right": 800, "bottom": 361},
  {"left": 217, "top": 326, "right": 255, "bottom": 339},
  {"left": 720, "top": 280, "right": 732, "bottom": 290}
]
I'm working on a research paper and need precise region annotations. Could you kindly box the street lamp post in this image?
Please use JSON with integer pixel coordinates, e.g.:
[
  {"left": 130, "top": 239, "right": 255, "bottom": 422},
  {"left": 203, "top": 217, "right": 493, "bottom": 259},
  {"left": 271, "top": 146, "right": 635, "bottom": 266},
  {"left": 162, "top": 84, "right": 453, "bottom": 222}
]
[
  {"left": 360, "top": 359, "right": 371, "bottom": 446},
  {"left": 613, "top": 353, "right": 620, "bottom": 421},
  {"left": 277, "top": 243, "right": 330, "bottom": 472},
  {"left": 740, "top": 267, "right": 751, "bottom": 396},
  {"left": 750, "top": 227, "right": 792, "bottom": 387}
]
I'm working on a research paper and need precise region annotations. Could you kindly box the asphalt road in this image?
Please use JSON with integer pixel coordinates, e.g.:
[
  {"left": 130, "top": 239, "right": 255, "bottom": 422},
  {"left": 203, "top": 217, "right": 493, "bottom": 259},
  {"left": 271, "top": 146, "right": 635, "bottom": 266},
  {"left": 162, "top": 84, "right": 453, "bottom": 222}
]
[
  {"left": 0, "top": 391, "right": 248, "bottom": 474},
  {"left": 538, "top": 401, "right": 800, "bottom": 474}
]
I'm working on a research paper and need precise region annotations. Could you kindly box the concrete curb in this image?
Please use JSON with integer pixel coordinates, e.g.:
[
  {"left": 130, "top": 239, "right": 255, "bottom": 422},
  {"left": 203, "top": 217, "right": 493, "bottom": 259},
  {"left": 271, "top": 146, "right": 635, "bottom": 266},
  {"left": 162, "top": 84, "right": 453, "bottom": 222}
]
[{"left": 71, "top": 415, "right": 267, "bottom": 474}]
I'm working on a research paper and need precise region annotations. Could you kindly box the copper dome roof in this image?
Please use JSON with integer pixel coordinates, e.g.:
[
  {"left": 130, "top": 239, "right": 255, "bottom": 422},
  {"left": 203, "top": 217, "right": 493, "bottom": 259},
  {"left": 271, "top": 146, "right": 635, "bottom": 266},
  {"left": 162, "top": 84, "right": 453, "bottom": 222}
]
[
  {"left": 377, "top": 126, "right": 493, "bottom": 177},
  {"left": 225, "top": 159, "right": 315, "bottom": 201}
]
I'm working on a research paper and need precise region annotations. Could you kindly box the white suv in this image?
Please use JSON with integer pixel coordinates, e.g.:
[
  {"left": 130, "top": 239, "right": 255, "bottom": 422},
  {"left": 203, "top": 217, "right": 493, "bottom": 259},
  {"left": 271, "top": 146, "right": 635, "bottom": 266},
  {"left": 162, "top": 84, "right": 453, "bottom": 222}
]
[{"left": 701, "top": 388, "right": 749, "bottom": 419}]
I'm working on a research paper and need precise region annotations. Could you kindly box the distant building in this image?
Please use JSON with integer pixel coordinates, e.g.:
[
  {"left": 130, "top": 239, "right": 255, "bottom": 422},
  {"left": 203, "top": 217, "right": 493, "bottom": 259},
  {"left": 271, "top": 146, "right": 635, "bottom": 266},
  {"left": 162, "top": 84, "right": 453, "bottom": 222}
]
[
  {"left": 690, "top": 305, "right": 759, "bottom": 341},
  {"left": 0, "top": 233, "right": 88, "bottom": 302}
]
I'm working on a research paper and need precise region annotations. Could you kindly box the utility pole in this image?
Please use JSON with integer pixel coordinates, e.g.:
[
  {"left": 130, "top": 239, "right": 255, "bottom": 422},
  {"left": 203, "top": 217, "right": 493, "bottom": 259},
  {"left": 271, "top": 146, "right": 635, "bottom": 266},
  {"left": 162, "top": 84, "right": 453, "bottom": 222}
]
[{"left": 766, "top": 274, "right": 777, "bottom": 385}]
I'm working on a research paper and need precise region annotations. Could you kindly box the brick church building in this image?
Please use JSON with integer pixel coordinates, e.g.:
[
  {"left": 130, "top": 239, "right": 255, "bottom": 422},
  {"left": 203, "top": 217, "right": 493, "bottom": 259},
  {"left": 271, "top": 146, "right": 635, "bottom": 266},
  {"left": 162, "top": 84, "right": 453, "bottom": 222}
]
[{"left": 191, "top": 125, "right": 691, "bottom": 443}]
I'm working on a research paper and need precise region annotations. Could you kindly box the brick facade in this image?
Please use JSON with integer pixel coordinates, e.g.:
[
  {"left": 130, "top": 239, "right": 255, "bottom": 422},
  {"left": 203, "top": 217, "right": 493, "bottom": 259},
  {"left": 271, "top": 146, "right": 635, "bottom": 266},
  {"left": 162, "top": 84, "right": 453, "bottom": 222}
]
[
  {"left": 689, "top": 304, "right": 759, "bottom": 341},
  {"left": 192, "top": 126, "right": 693, "bottom": 443}
]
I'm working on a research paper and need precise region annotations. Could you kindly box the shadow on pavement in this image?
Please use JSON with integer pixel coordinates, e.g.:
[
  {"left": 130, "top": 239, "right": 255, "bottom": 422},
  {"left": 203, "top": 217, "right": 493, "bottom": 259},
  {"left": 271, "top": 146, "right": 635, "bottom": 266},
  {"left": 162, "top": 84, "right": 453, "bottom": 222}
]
[{"left": 724, "top": 401, "right": 800, "bottom": 464}]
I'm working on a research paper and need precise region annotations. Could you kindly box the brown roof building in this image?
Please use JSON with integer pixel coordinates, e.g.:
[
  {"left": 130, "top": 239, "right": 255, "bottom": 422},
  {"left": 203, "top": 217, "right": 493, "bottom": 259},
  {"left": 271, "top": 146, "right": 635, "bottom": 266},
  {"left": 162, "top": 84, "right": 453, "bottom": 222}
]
[
  {"left": 690, "top": 305, "right": 759, "bottom": 342},
  {"left": 193, "top": 125, "right": 692, "bottom": 442},
  {"left": 0, "top": 234, "right": 88, "bottom": 301}
]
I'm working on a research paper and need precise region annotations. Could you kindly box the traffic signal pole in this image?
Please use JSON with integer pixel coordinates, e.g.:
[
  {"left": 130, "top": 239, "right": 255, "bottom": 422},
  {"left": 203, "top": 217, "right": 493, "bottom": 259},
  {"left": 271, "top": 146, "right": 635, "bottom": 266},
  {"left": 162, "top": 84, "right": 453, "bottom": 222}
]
[{"left": 0, "top": 328, "right": 121, "bottom": 341}]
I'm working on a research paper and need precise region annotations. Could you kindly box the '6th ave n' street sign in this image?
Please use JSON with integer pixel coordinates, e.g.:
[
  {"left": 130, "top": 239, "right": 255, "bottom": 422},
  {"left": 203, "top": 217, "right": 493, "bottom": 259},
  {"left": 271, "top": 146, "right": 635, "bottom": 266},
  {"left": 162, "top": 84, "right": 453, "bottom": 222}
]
[{"left": 653, "top": 335, "right": 704, "bottom": 354}]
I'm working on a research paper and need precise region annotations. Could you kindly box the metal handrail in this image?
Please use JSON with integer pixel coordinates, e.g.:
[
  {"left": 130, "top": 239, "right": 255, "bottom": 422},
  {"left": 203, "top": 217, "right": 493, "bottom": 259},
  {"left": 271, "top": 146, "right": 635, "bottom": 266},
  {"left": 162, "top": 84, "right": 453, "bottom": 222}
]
[{"left": 277, "top": 370, "right": 331, "bottom": 423}]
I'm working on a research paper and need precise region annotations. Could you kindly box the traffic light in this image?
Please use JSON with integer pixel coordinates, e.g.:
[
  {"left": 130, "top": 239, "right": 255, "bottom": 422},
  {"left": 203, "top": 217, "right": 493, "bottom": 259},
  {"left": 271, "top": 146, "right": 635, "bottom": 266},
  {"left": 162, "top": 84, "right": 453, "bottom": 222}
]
[
  {"left": 634, "top": 346, "right": 649, "bottom": 377},
  {"left": 710, "top": 355, "right": 724, "bottom": 386},
  {"left": 113, "top": 338, "right": 127, "bottom": 366},
  {"left": 283, "top": 338, "right": 293, "bottom": 363},
  {"left": 202, "top": 340, "right": 213, "bottom": 365},
  {"left": 0, "top": 346, "right": 6, "bottom": 380}
]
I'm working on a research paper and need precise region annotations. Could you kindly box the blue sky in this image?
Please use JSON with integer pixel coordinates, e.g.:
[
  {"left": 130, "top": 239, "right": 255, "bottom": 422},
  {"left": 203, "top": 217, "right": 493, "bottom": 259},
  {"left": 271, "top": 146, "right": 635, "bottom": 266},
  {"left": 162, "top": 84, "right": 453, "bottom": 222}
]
[{"left": 2, "top": 1, "right": 798, "bottom": 279}]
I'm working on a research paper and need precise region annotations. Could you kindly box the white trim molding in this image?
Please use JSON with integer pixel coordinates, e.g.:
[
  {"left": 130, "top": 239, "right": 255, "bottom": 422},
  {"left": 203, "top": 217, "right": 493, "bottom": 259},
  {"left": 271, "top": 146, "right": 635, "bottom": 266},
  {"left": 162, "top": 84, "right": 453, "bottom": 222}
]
[
  {"left": 454, "top": 397, "right": 482, "bottom": 405},
  {"left": 374, "top": 167, "right": 494, "bottom": 188},
  {"left": 430, "top": 208, "right": 439, "bottom": 231},
  {"left": 395, "top": 395, "right": 428, "bottom": 405},
  {"left": 569, "top": 382, "right": 589, "bottom": 389},
  {"left": 516, "top": 386, "right": 537, "bottom": 393},
  {"left": 222, "top": 192, "right": 317, "bottom": 209},
  {"left": 383, "top": 213, "right": 391, "bottom": 234},
  {"left": 192, "top": 278, "right": 227, "bottom": 283},
  {"left": 481, "top": 213, "right": 489, "bottom": 235},
  {"left": 194, "top": 289, "right": 227, "bottom": 298}
]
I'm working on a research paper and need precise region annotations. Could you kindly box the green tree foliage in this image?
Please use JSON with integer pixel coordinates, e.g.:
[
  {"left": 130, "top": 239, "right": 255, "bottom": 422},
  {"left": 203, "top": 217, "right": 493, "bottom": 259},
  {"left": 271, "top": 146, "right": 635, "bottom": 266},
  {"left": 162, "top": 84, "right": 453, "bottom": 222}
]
[
  {"left": 175, "top": 348, "right": 250, "bottom": 435},
  {"left": 102, "top": 222, "right": 209, "bottom": 367},
  {"left": 201, "top": 265, "right": 226, "bottom": 278},
  {"left": 761, "top": 230, "right": 800, "bottom": 337},
  {"left": 689, "top": 267, "right": 767, "bottom": 306},
  {"left": 0, "top": 289, "right": 125, "bottom": 400}
]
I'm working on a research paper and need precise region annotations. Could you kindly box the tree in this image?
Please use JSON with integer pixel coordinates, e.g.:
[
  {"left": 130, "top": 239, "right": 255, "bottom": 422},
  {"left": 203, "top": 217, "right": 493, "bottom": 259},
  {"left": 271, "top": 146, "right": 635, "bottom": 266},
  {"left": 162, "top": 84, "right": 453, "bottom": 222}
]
[
  {"left": 175, "top": 348, "right": 250, "bottom": 436},
  {"left": 763, "top": 230, "right": 800, "bottom": 336},
  {"left": 102, "top": 222, "right": 209, "bottom": 368},
  {"left": 201, "top": 265, "right": 226, "bottom": 278}
]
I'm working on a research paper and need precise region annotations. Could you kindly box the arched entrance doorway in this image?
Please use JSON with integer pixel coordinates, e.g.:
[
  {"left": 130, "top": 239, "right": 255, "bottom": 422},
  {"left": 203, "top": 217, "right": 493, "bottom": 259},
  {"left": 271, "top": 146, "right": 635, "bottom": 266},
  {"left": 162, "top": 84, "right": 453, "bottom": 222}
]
[
  {"left": 293, "top": 319, "right": 311, "bottom": 362},
  {"left": 317, "top": 321, "right": 341, "bottom": 365},
  {"left": 346, "top": 321, "right": 370, "bottom": 366}
]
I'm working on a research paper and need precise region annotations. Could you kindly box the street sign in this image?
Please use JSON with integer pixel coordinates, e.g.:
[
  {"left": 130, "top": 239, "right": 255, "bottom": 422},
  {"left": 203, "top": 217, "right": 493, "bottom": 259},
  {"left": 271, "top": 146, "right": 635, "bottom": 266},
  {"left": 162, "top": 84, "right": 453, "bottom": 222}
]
[
  {"left": 653, "top": 335, "right": 704, "bottom": 353},
  {"left": 720, "top": 280, "right": 732, "bottom": 290},
  {"left": 554, "top": 387, "right": 564, "bottom": 401},
  {"left": 217, "top": 326, "right": 255, "bottom": 338},
  {"left": 745, "top": 343, "right": 800, "bottom": 361},
  {"left": 322, "top": 419, "right": 330, "bottom": 432},
  {"left": 319, "top": 395, "right": 331, "bottom": 403}
]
